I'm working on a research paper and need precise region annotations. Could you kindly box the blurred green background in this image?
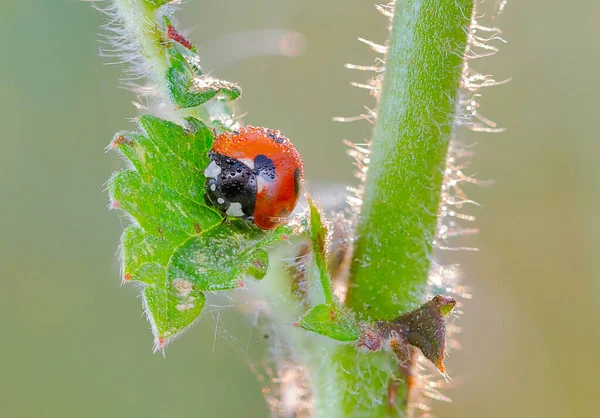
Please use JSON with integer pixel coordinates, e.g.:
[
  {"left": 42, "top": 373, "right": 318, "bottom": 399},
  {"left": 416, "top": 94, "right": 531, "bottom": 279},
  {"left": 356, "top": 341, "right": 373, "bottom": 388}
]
[{"left": 1, "top": 1, "right": 598, "bottom": 417}]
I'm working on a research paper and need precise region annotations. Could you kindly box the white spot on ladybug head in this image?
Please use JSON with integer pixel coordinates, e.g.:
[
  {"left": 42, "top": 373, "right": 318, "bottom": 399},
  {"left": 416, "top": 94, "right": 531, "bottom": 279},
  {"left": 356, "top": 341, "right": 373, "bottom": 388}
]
[
  {"left": 210, "top": 184, "right": 216, "bottom": 191},
  {"left": 204, "top": 161, "right": 222, "bottom": 178},
  {"left": 237, "top": 157, "right": 254, "bottom": 169},
  {"left": 226, "top": 202, "right": 245, "bottom": 217},
  {"left": 217, "top": 198, "right": 225, "bottom": 204}
]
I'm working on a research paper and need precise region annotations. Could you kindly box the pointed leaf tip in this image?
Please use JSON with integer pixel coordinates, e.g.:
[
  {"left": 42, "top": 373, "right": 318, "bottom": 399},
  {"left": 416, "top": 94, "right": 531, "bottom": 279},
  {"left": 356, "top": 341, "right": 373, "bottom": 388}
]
[{"left": 298, "top": 304, "right": 360, "bottom": 342}]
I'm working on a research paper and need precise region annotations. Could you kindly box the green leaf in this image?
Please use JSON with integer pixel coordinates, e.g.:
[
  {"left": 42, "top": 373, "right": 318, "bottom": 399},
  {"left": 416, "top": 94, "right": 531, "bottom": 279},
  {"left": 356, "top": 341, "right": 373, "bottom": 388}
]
[
  {"left": 298, "top": 304, "right": 360, "bottom": 342},
  {"left": 109, "top": 115, "right": 288, "bottom": 348},
  {"left": 140, "top": 263, "right": 206, "bottom": 351},
  {"left": 309, "top": 198, "right": 327, "bottom": 257},
  {"left": 242, "top": 249, "right": 270, "bottom": 280},
  {"left": 296, "top": 200, "right": 363, "bottom": 342},
  {"left": 120, "top": 226, "right": 173, "bottom": 281},
  {"left": 115, "top": 117, "right": 213, "bottom": 203},
  {"left": 308, "top": 199, "right": 335, "bottom": 304},
  {"left": 110, "top": 170, "right": 219, "bottom": 242},
  {"left": 168, "top": 222, "right": 288, "bottom": 292},
  {"left": 166, "top": 48, "right": 241, "bottom": 109}
]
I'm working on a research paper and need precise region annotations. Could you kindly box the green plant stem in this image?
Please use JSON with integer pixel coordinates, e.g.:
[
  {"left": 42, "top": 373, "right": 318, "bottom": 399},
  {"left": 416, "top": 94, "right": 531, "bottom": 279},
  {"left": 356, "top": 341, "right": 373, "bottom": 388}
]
[
  {"left": 311, "top": 1, "right": 475, "bottom": 416},
  {"left": 346, "top": 0, "right": 474, "bottom": 320},
  {"left": 112, "top": 0, "right": 170, "bottom": 95}
]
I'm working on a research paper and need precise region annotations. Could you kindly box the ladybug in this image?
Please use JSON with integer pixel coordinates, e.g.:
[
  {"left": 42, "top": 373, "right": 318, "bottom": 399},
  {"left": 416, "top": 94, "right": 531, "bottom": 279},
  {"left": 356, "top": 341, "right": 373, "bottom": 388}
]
[{"left": 204, "top": 126, "right": 304, "bottom": 230}]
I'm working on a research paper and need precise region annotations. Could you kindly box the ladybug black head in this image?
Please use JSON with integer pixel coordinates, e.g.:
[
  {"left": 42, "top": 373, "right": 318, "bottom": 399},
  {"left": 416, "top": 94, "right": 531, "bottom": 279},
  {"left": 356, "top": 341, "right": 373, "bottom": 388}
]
[{"left": 204, "top": 151, "right": 256, "bottom": 219}]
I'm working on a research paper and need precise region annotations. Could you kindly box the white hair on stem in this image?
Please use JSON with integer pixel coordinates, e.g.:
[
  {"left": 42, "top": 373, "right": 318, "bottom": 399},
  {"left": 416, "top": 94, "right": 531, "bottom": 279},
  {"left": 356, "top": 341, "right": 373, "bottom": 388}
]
[{"left": 336, "top": 1, "right": 507, "bottom": 416}]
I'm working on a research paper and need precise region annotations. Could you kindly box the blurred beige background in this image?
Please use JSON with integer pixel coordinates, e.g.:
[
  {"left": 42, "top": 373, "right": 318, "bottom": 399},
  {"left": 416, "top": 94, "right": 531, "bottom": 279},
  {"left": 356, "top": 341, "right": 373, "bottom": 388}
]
[{"left": 1, "top": 1, "right": 598, "bottom": 417}]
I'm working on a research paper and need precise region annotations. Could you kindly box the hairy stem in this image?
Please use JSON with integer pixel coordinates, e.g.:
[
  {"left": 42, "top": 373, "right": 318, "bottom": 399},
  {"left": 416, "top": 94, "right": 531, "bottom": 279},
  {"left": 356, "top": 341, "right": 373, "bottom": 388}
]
[
  {"left": 313, "top": 1, "right": 475, "bottom": 416},
  {"left": 112, "top": 0, "right": 170, "bottom": 95},
  {"left": 347, "top": 0, "right": 474, "bottom": 320}
]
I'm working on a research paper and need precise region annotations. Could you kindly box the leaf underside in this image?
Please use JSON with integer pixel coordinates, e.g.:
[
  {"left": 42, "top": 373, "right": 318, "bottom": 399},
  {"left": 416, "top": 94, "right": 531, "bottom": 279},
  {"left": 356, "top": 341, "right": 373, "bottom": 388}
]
[{"left": 166, "top": 47, "right": 241, "bottom": 109}]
